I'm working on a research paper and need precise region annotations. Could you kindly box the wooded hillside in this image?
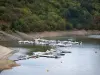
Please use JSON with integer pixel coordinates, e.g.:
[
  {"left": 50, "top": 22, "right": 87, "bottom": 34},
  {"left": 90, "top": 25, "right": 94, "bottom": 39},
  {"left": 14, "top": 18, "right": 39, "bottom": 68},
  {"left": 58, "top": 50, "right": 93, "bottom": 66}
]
[{"left": 0, "top": 0, "right": 100, "bottom": 32}]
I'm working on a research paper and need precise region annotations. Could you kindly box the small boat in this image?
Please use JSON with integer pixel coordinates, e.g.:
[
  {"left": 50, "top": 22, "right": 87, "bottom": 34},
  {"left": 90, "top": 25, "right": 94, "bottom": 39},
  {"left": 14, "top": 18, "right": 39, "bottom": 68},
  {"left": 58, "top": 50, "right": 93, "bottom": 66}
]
[
  {"left": 61, "top": 50, "right": 71, "bottom": 53},
  {"left": 18, "top": 41, "right": 34, "bottom": 45},
  {"left": 50, "top": 49, "right": 56, "bottom": 52},
  {"left": 40, "top": 55, "right": 61, "bottom": 58},
  {"left": 53, "top": 51, "right": 65, "bottom": 56},
  {"left": 57, "top": 48, "right": 72, "bottom": 53},
  {"left": 56, "top": 43, "right": 72, "bottom": 47},
  {"left": 33, "top": 52, "right": 45, "bottom": 56}
]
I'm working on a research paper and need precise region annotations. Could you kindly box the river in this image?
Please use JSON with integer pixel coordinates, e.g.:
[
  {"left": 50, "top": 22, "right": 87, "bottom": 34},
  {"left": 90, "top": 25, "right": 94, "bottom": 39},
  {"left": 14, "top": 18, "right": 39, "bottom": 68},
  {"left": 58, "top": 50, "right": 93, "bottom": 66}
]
[{"left": 0, "top": 35, "right": 100, "bottom": 75}]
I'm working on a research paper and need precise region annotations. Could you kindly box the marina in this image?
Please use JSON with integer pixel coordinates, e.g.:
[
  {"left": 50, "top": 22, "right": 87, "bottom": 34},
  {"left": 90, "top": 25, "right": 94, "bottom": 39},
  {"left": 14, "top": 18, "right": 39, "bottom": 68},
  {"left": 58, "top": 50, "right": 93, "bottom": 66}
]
[
  {"left": 0, "top": 35, "right": 100, "bottom": 75},
  {"left": 12, "top": 38, "right": 80, "bottom": 60}
]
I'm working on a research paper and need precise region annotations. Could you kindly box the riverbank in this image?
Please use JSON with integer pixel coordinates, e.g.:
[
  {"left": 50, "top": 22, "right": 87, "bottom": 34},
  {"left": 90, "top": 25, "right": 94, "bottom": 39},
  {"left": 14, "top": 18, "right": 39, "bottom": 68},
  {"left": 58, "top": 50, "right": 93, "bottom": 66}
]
[
  {"left": 29, "top": 30, "right": 100, "bottom": 38},
  {"left": 0, "top": 30, "right": 100, "bottom": 41},
  {"left": 0, "top": 60, "right": 20, "bottom": 70},
  {"left": 0, "top": 45, "right": 19, "bottom": 71},
  {"left": 0, "top": 45, "right": 13, "bottom": 59}
]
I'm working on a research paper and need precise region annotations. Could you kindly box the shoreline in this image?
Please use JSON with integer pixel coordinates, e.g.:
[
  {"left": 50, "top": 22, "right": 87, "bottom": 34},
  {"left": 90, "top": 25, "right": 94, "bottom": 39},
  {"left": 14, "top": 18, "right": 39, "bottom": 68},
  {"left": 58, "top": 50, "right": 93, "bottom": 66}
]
[
  {"left": 0, "top": 30, "right": 100, "bottom": 71},
  {"left": 0, "top": 30, "right": 100, "bottom": 41},
  {"left": 0, "top": 45, "right": 19, "bottom": 71},
  {"left": 29, "top": 30, "right": 100, "bottom": 38},
  {"left": 0, "top": 60, "right": 20, "bottom": 71}
]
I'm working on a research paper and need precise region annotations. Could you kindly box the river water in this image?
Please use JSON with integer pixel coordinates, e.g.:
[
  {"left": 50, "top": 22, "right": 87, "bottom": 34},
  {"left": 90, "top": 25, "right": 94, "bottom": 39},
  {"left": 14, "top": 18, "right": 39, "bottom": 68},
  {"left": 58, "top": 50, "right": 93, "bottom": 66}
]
[{"left": 0, "top": 35, "right": 100, "bottom": 75}]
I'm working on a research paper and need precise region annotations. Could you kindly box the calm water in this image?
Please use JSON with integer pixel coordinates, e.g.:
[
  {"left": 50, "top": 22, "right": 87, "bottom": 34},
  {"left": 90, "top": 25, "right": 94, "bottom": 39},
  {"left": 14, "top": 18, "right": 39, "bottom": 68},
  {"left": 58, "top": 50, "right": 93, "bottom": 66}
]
[{"left": 0, "top": 35, "right": 100, "bottom": 75}]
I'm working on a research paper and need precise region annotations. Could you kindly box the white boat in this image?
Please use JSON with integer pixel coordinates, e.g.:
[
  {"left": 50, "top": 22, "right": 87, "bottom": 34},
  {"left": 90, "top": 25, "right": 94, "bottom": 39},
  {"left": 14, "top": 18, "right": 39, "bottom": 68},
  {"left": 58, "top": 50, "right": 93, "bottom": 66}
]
[
  {"left": 40, "top": 54, "right": 61, "bottom": 58},
  {"left": 56, "top": 43, "right": 72, "bottom": 47},
  {"left": 53, "top": 51, "right": 65, "bottom": 56},
  {"left": 57, "top": 48, "right": 72, "bottom": 53},
  {"left": 33, "top": 52, "right": 45, "bottom": 56},
  {"left": 50, "top": 49, "right": 56, "bottom": 52},
  {"left": 18, "top": 41, "right": 34, "bottom": 45}
]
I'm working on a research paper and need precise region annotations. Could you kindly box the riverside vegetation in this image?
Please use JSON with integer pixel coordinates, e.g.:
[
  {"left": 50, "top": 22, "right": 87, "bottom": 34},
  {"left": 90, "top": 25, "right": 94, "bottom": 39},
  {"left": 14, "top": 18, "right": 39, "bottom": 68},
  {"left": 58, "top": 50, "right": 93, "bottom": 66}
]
[
  {"left": 0, "top": 0, "right": 100, "bottom": 32},
  {"left": 26, "top": 45, "right": 51, "bottom": 55}
]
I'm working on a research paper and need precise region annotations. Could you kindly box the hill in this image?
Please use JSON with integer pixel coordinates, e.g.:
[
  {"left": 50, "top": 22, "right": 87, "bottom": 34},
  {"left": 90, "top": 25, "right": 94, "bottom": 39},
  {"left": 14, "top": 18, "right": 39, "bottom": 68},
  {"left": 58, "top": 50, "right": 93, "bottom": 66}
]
[{"left": 0, "top": 0, "right": 100, "bottom": 32}]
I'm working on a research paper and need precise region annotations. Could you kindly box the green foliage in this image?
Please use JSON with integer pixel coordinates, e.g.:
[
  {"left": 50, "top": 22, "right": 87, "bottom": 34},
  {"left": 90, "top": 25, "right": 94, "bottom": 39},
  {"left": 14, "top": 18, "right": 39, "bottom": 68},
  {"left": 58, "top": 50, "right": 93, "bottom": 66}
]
[
  {"left": 27, "top": 45, "right": 51, "bottom": 55},
  {"left": 47, "top": 12, "right": 66, "bottom": 30},
  {"left": 66, "top": 22, "right": 73, "bottom": 30},
  {"left": 0, "top": 0, "right": 100, "bottom": 32},
  {"left": 65, "top": 6, "right": 93, "bottom": 29}
]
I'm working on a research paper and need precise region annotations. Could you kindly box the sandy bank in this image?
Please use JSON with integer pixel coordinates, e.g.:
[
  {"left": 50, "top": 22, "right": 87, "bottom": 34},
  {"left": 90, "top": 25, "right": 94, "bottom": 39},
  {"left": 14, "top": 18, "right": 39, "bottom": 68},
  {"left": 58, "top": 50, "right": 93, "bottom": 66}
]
[
  {"left": 0, "top": 45, "right": 19, "bottom": 70},
  {"left": 0, "top": 60, "right": 20, "bottom": 70},
  {"left": 0, "top": 45, "right": 13, "bottom": 59},
  {"left": 0, "top": 30, "right": 100, "bottom": 41}
]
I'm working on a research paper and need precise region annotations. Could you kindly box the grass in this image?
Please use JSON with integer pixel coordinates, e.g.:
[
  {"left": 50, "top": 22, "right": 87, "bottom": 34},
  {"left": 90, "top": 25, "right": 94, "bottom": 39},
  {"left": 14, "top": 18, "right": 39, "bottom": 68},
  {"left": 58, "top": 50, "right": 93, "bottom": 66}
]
[{"left": 25, "top": 45, "right": 51, "bottom": 55}]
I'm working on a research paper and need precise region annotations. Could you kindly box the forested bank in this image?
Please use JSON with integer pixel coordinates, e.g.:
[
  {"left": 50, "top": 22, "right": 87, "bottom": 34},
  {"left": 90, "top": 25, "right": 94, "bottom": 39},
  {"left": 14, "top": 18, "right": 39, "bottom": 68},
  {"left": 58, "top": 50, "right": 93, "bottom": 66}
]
[{"left": 0, "top": 0, "right": 100, "bottom": 32}]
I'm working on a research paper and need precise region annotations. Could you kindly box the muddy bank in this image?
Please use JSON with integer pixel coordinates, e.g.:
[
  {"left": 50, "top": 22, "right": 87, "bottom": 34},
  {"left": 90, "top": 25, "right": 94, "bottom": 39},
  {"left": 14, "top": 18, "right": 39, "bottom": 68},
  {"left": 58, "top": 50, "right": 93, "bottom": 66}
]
[{"left": 0, "top": 30, "right": 100, "bottom": 41}]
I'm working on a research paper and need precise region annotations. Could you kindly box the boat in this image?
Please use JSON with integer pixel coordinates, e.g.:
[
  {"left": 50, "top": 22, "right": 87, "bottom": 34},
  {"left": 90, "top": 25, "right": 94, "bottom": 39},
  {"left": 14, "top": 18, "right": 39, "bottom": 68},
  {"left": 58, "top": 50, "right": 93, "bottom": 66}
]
[
  {"left": 18, "top": 41, "right": 34, "bottom": 45},
  {"left": 40, "top": 55, "right": 61, "bottom": 58},
  {"left": 56, "top": 43, "right": 72, "bottom": 47},
  {"left": 33, "top": 52, "right": 45, "bottom": 56}
]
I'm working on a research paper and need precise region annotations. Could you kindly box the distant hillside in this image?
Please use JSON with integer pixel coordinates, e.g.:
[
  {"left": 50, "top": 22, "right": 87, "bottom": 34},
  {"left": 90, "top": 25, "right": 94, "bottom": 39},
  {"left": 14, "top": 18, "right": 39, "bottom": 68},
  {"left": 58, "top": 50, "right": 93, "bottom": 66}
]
[{"left": 0, "top": 0, "right": 100, "bottom": 32}]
